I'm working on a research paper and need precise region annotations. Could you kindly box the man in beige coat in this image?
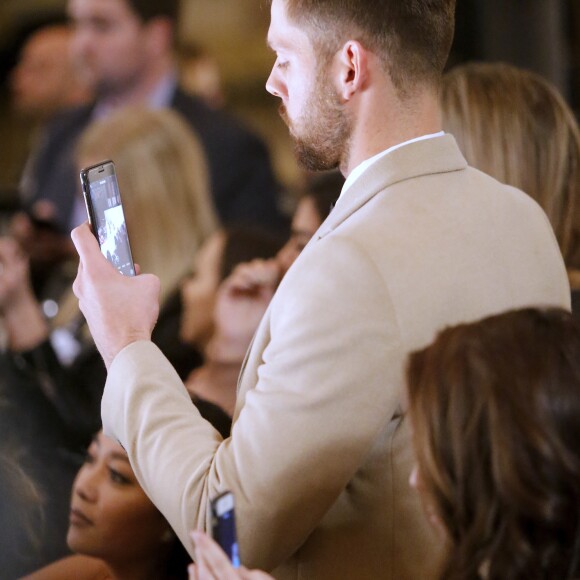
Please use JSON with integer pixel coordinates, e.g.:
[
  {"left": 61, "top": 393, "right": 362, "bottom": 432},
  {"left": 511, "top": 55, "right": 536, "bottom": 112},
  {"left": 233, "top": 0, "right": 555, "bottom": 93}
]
[{"left": 71, "top": 0, "right": 571, "bottom": 578}]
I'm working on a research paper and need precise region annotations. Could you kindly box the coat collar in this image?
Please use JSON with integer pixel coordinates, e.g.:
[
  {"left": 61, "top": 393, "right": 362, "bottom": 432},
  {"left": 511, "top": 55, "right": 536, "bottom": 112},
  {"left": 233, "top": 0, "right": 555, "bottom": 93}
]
[{"left": 317, "top": 134, "right": 468, "bottom": 239}]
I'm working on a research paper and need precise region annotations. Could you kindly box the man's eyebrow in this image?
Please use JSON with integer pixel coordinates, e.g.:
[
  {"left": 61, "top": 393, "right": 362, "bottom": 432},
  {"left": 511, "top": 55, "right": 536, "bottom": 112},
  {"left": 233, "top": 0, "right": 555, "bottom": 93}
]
[{"left": 110, "top": 451, "right": 130, "bottom": 463}]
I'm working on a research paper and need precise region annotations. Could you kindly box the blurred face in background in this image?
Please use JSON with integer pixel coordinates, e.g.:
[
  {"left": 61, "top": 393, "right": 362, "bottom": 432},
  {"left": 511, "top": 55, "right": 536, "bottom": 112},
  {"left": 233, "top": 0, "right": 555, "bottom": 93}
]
[
  {"left": 180, "top": 231, "right": 226, "bottom": 348},
  {"left": 67, "top": 0, "right": 154, "bottom": 97},
  {"left": 11, "top": 26, "right": 86, "bottom": 119}
]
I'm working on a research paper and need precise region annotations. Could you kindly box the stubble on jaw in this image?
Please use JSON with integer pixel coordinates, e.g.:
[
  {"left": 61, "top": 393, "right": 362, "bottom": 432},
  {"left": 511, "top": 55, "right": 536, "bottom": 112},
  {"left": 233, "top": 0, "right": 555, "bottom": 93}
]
[{"left": 278, "top": 75, "right": 352, "bottom": 173}]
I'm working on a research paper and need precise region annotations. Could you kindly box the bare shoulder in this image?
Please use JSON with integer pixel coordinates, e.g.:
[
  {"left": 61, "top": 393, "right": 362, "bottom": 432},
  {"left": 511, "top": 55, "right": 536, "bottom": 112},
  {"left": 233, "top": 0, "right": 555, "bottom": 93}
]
[{"left": 21, "top": 554, "right": 109, "bottom": 580}]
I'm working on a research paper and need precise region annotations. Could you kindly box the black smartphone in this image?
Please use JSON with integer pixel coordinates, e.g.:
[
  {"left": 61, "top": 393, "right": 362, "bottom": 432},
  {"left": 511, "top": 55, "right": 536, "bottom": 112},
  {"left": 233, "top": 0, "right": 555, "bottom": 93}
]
[
  {"left": 80, "top": 160, "right": 135, "bottom": 277},
  {"left": 210, "top": 491, "right": 241, "bottom": 568}
]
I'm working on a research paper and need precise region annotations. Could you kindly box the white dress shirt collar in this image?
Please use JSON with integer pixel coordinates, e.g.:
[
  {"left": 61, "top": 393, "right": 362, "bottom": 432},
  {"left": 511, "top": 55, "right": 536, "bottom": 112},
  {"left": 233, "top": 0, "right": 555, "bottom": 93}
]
[{"left": 340, "top": 131, "right": 445, "bottom": 200}]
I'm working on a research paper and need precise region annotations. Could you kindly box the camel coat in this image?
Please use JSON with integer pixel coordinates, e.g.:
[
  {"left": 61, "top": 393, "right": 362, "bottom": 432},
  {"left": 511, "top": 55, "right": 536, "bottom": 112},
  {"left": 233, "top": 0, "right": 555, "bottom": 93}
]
[{"left": 102, "top": 135, "right": 570, "bottom": 579}]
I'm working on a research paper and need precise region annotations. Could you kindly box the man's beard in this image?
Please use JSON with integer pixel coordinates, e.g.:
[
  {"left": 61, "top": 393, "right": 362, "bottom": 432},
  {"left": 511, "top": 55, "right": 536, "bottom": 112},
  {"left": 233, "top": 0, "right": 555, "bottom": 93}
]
[{"left": 280, "top": 76, "right": 352, "bottom": 172}]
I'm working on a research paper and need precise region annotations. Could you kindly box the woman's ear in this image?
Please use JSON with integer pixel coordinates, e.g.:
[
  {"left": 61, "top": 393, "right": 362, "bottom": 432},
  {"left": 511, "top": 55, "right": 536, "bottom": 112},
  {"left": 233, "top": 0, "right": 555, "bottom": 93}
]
[{"left": 336, "top": 40, "right": 369, "bottom": 101}]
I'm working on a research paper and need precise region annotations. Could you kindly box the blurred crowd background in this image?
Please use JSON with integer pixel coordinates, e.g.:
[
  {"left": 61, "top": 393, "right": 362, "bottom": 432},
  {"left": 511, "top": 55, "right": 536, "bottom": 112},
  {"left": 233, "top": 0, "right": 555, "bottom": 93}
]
[
  {"left": 0, "top": 0, "right": 579, "bottom": 209},
  {"left": 0, "top": 1, "right": 578, "bottom": 577}
]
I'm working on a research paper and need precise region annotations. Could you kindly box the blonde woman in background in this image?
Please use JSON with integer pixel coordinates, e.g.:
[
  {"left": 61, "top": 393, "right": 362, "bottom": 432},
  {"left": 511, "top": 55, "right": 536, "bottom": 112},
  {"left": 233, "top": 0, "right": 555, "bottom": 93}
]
[
  {"left": 441, "top": 62, "right": 580, "bottom": 294},
  {"left": 77, "top": 107, "right": 218, "bottom": 308},
  {"left": 0, "top": 107, "right": 226, "bottom": 569}
]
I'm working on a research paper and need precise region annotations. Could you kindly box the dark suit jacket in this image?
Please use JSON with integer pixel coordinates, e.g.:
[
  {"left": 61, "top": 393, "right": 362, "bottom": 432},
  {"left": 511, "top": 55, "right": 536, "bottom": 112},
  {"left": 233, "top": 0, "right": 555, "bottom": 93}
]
[{"left": 22, "top": 87, "right": 287, "bottom": 233}]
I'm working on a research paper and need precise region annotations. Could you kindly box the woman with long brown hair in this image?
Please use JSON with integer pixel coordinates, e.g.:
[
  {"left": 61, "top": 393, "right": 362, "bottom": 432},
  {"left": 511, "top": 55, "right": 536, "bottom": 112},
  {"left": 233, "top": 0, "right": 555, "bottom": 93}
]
[
  {"left": 184, "top": 307, "right": 580, "bottom": 579},
  {"left": 406, "top": 308, "right": 580, "bottom": 579}
]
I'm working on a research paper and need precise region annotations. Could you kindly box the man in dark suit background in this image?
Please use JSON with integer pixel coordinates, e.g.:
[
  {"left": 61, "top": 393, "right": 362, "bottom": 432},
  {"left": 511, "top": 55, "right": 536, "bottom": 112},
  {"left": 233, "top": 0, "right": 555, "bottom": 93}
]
[{"left": 20, "top": 0, "right": 287, "bottom": 235}]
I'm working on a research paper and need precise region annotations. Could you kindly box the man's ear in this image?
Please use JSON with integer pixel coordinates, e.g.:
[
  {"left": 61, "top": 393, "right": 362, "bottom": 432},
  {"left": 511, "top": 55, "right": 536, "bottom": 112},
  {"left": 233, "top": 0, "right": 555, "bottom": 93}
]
[{"left": 336, "top": 40, "right": 369, "bottom": 101}]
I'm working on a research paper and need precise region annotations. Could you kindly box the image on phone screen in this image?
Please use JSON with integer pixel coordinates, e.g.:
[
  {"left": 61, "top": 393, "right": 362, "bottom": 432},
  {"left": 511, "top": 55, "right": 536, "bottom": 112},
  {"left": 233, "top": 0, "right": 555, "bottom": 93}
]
[
  {"left": 82, "top": 162, "right": 135, "bottom": 277},
  {"left": 211, "top": 492, "right": 241, "bottom": 568}
]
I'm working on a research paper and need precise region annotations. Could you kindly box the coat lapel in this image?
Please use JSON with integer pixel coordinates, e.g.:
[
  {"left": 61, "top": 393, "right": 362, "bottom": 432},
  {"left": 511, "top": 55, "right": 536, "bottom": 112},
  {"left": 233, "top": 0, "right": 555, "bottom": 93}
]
[
  {"left": 317, "top": 134, "right": 468, "bottom": 239},
  {"left": 233, "top": 135, "right": 468, "bottom": 421}
]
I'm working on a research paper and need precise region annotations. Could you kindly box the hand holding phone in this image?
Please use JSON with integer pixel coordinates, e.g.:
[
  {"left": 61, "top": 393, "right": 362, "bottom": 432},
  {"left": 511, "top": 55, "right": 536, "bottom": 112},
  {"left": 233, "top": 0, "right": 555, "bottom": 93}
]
[
  {"left": 211, "top": 491, "right": 241, "bottom": 568},
  {"left": 80, "top": 160, "right": 135, "bottom": 276},
  {"left": 71, "top": 223, "right": 161, "bottom": 370}
]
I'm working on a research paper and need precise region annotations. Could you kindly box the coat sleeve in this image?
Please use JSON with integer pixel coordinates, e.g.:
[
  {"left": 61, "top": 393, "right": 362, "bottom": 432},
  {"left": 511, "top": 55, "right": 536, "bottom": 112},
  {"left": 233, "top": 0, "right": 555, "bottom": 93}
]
[{"left": 101, "top": 235, "right": 404, "bottom": 570}]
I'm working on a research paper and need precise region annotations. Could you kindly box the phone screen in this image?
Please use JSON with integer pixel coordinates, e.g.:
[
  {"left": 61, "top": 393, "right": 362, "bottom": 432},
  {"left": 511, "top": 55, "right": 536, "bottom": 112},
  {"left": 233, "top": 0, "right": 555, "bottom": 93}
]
[
  {"left": 211, "top": 492, "right": 241, "bottom": 568},
  {"left": 81, "top": 161, "right": 135, "bottom": 277}
]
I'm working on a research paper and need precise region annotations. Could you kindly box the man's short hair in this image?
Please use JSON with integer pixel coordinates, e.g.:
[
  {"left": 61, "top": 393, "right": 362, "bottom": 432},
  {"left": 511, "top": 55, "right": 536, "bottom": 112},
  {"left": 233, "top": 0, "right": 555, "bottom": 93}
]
[
  {"left": 126, "top": 0, "right": 179, "bottom": 23},
  {"left": 283, "top": 0, "right": 456, "bottom": 95}
]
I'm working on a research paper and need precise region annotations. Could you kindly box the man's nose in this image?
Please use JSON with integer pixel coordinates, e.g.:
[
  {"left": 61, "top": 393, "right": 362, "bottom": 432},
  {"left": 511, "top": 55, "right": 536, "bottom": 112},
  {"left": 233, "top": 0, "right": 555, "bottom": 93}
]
[{"left": 266, "top": 66, "right": 283, "bottom": 98}]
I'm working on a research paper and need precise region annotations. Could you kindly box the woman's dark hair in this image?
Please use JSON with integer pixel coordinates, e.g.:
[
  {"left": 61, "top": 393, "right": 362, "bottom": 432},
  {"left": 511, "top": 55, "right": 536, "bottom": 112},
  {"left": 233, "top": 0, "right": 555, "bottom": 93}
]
[
  {"left": 0, "top": 444, "right": 45, "bottom": 578},
  {"left": 219, "top": 226, "right": 285, "bottom": 281},
  {"left": 406, "top": 307, "right": 580, "bottom": 579},
  {"left": 302, "top": 169, "right": 345, "bottom": 222},
  {"left": 164, "top": 536, "right": 191, "bottom": 580}
]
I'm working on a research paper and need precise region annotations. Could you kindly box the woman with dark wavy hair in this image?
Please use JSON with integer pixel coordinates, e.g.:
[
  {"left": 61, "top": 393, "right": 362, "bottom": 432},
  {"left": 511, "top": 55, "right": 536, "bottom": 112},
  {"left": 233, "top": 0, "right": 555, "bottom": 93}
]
[{"left": 406, "top": 307, "right": 580, "bottom": 579}]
